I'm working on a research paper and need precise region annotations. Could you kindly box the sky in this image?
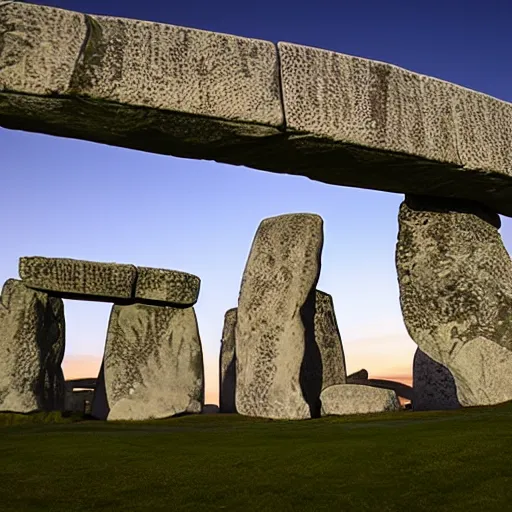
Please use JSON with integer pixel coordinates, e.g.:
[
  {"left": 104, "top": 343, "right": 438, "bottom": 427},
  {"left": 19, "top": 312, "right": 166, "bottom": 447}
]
[{"left": 1, "top": 0, "right": 511, "bottom": 405}]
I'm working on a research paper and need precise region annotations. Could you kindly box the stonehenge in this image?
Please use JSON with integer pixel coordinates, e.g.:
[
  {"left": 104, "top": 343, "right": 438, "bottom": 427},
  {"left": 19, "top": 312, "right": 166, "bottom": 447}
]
[
  {"left": 0, "top": 257, "right": 204, "bottom": 419},
  {"left": 396, "top": 195, "right": 512, "bottom": 408},
  {"left": 2, "top": 3, "right": 512, "bottom": 420}
]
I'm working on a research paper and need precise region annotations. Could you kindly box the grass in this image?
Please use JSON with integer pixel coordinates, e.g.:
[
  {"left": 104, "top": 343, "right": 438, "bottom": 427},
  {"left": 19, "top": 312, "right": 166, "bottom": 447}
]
[{"left": 1, "top": 402, "right": 511, "bottom": 512}]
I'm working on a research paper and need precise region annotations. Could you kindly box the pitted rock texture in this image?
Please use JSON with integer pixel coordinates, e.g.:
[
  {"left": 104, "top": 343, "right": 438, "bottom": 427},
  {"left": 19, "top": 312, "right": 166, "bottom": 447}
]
[
  {"left": 396, "top": 195, "right": 512, "bottom": 406},
  {"left": 347, "top": 378, "right": 413, "bottom": 401},
  {"left": 2, "top": 3, "right": 512, "bottom": 217},
  {"left": 413, "top": 348, "right": 460, "bottom": 411},
  {"left": 235, "top": 213, "right": 323, "bottom": 420},
  {"left": 315, "top": 290, "right": 347, "bottom": 390},
  {"left": 320, "top": 384, "right": 400, "bottom": 416},
  {"left": 346, "top": 369, "right": 369, "bottom": 382},
  {"left": 0, "top": 279, "right": 65, "bottom": 413},
  {"left": 134, "top": 266, "right": 200, "bottom": 306},
  {"left": 69, "top": 12, "right": 283, "bottom": 127},
  {"left": 279, "top": 42, "right": 512, "bottom": 178},
  {"left": 103, "top": 303, "right": 204, "bottom": 421},
  {"left": 0, "top": 2, "right": 87, "bottom": 95},
  {"left": 219, "top": 308, "right": 237, "bottom": 413},
  {"left": 19, "top": 256, "right": 136, "bottom": 301}
]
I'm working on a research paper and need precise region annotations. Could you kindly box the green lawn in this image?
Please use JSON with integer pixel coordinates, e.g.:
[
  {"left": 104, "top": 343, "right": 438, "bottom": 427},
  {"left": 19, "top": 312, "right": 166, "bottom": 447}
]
[{"left": 1, "top": 403, "right": 511, "bottom": 512}]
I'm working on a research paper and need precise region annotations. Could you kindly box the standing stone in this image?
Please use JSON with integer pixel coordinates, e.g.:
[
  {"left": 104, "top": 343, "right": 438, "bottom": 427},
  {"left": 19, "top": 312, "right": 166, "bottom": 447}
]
[
  {"left": 396, "top": 195, "right": 512, "bottom": 407},
  {"left": 91, "top": 361, "right": 109, "bottom": 420},
  {"left": 219, "top": 308, "right": 237, "bottom": 413},
  {"left": 0, "top": 279, "right": 65, "bottom": 412},
  {"left": 236, "top": 213, "right": 323, "bottom": 420},
  {"left": 102, "top": 303, "right": 204, "bottom": 421},
  {"left": 413, "top": 348, "right": 461, "bottom": 411},
  {"left": 315, "top": 290, "right": 347, "bottom": 390},
  {"left": 320, "top": 384, "right": 400, "bottom": 416}
]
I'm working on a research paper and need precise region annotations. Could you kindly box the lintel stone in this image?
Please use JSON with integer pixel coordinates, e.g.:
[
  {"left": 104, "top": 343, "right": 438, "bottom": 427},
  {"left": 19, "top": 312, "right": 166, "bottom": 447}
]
[{"left": 2, "top": 2, "right": 512, "bottom": 215}]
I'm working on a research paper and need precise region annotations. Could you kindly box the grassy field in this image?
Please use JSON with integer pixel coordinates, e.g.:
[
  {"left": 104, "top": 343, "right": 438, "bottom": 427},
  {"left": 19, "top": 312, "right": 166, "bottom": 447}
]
[{"left": 1, "top": 402, "right": 511, "bottom": 512}]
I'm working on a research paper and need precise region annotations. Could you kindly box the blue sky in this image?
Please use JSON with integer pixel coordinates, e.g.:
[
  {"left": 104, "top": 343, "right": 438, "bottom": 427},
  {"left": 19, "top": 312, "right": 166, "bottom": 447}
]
[{"left": 1, "top": 0, "right": 511, "bottom": 402}]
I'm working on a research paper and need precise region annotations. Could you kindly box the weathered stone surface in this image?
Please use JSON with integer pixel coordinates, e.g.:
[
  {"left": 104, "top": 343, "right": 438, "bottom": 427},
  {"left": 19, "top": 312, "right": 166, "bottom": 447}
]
[
  {"left": 320, "top": 384, "right": 400, "bottom": 416},
  {"left": 0, "top": 2, "right": 87, "bottom": 96},
  {"left": 65, "top": 389, "right": 93, "bottom": 413},
  {"left": 134, "top": 266, "right": 200, "bottom": 306},
  {"left": 103, "top": 303, "right": 204, "bottom": 421},
  {"left": 219, "top": 308, "right": 237, "bottom": 413},
  {"left": 278, "top": 43, "right": 512, "bottom": 216},
  {"left": 19, "top": 256, "right": 136, "bottom": 301},
  {"left": 346, "top": 369, "right": 369, "bottom": 382},
  {"left": 348, "top": 378, "right": 413, "bottom": 401},
  {"left": 2, "top": 3, "right": 512, "bottom": 216},
  {"left": 0, "top": 279, "right": 65, "bottom": 412},
  {"left": 412, "top": 348, "right": 460, "bottom": 411},
  {"left": 315, "top": 290, "right": 347, "bottom": 390},
  {"left": 396, "top": 195, "right": 512, "bottom": 407},
  {"left": 91, "top": 361, "right": 109, "bottom": 420},
  {"left": 235, "top": 213, "right": 323, "bottom": 420}
]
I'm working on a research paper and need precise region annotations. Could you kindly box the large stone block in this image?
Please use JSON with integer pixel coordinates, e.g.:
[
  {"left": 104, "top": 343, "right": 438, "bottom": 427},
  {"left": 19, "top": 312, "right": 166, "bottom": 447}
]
[
  {"left": 219, "top": 308, "right": 237, "bottom": 413},
  {"left": 346, "top": 369, "right": 369, "bottom": 382},
  {"left": 412, "top": 348, "right": 460, "bottom": 411},
  {"left": 0, "top": 279, "right": 65, "bottom": 413},
  {"left": 277, "top": 43, "right": 512, "bottom": 216},
  {"left": 348, "top": 378, "right": 413, "bottom": 402},
  {"left": 134, "top": 266, "right": 200, "bottom": 306},
  {"left": 396, "top": 195, "right": 512, "bottom": 407},
  {"left": 2, "top": 3, "right": 512, "bottom": 216},
  {"left": 320, "top": 384, "right": 400, "bottom": 416},
  {"left": 19, "top": 256, "right": 136, "bottom": 301},
  {"left": 102, "top": 303, "right": 204, "bottom": 421},
  {"left": 315, "top": 290, "right": 347, "bottom": 390},
  {"left": 235, "top": 213, "right": 323, "bottom": 420},
  {"left": 0, "top": 2, "right": 87, "bottom": 96}
]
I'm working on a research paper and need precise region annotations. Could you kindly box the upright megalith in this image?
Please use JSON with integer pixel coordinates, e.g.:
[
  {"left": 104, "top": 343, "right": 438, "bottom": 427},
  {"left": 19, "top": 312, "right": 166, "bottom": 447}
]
[
  {"left": 413, "top": 348, "right": 461, "bottom": 411},
  {"left": 0, "top": 279, "right": 65, "bottom": 413},
  {"left": 315, "top": 290, "right": 347, "bottom": 390},
  {"left": 101, "top": 303, "right": 204, "bottom": 421},
  {"left": 235, "top": 213, "right": 323, "bottom": 420},
  {"left": 346, "top": 369, "right": 369, "bottom": 382},
  {"left": 219, "top": 308, "right": 237, "bottom": 413},
  {"left": 396, "top": 195, "right": 512, "bottom": 407}
]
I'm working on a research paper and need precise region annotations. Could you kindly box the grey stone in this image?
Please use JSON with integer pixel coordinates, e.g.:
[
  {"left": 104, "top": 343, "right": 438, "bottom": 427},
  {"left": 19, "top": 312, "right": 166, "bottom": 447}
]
[
  {"left": 348, "top": 378, "right": 413, "bottom": 401},
  {"left": 219, "top": 308, "right": 237, "bottom": 413},
  {"left": 235, "top": 213, "right": 323, "bottom": 420},
  {"left": 103, "top": 303, "right": 204, "bottom": 421},
  {"left": 412, "top": 348, "right": 461, "bottom": 411},
  {"left": 134, "top": 266, "right": 200, "bottom": 306},
  {"left": 396, "top": 195, "right": 512, "bottom": 407},
  {"left": 65, "top": 389, "right": 93, "bottom": 413},
  {"left": 320, "top": 384, "right": 400, "bottom": 416},
  {"left": 0, "top": 279, "right": 65, "bottom": 412},
  {"left": 2, "top": 3, "right": 512, "bottom": 216},
  {"left": 346, "top": 369, "right": 369, "bottom": 381},
  {"left": 315, "top": 290, "right": 347, "bottom": 390},
  {"left": 19, "top": 256, "right": 136, "bottom": 302}
]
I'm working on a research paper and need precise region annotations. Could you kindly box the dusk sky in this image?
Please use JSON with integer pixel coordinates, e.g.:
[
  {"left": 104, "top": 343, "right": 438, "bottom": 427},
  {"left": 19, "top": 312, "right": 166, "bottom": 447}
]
[{"left": 1, "top": 0, "right": 511, "bottom": 404}]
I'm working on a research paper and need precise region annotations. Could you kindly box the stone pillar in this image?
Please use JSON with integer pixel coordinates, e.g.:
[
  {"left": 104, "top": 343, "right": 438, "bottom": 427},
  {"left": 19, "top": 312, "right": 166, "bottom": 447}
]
[
  {"left": 0, "top": 279, "right": 65, "bottom": 413},
  {"left": 219, "top": 308, "right": 237, "bottom": 413},
  {"left": 412, "top": 348, "right": 460, "bottom": 411},
  {"left": 396, "top": 195, "right": 512, "bottom": 407},
  {"left": 101, "top": 303, "right": 204, "bottom": 421},
  {"left": 315, "top": 290, "right": 347, "bottom": 391},
  {"left": 235, "top": 213, "right": 323, "bottom": 420}
]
